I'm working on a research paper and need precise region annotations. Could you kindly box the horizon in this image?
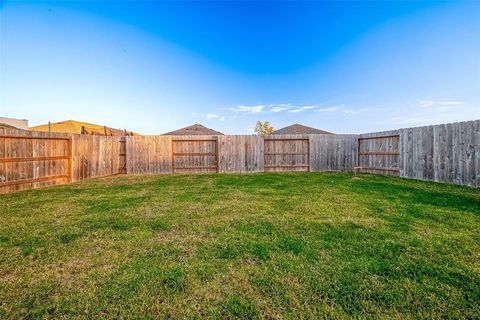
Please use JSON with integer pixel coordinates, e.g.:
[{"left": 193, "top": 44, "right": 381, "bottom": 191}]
[{"left": 1, "top": 1, "right": 479, "bottom": 135}]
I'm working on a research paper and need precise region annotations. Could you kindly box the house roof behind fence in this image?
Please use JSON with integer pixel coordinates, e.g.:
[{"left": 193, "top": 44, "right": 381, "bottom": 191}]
[
  {"left": 0, "top": 123, "right": 22, "bottom": 130},
  {"left": 272, "top": 123, "right": 333, "bottom": 135},
  {"left": 29, "top": 120, "right": 137, "bottom": 136},
  {"left": 163, "top": 124, "right": 223, "bottom": 135}
]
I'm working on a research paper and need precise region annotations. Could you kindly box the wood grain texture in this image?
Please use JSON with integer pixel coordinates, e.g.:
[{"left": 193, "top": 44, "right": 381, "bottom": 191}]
[
  {"left": 357, "top": 131, "right": 400, "bottom": 176},
  {"left": 2, "top": 119, "right": 479, "bottom": 194},
  {"left": 126, "top": 135, "right": 172, "bottom": 174},
  {"left": 309, "top": 134, "right": 358, "bottom": 172},
  {"left": 71, "top": 134, "right": 122, "bottom": 181},
  {"left": 0, "top": 128, "right": 71, "bottom": 193},
  {"left": 218, "top": 135, "right": 264, "bottom": 173},
  {"left": 1, "top": 129, "right": 122, "bottom": 193},
  {"left": 264, "top": 135, "right": 309, "bottom": 172},
  {"left": 172, "top": 136, "right": 219, "bottom": 173},
  {"left": 365, "top": 120, "right": 479, "bottom": 186}
]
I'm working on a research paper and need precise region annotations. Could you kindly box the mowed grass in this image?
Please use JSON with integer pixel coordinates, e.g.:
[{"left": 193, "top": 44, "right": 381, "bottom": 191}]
[{"left": 1, "top": 173, "right": 479, "bottom": 319}]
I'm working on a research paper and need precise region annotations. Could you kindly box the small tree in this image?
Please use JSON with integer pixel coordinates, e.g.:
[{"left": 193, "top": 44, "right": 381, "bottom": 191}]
[{"left": 254, "top": 121, "right": 274, "bottom": 136}]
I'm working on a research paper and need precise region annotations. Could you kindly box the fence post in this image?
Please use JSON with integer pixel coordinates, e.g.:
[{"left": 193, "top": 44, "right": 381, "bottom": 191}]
[
  {"left": 68, "top": 134, "right": 73, "bottom": 182},
  {"left": 119, "top": 136, "right": 127, "bottom": 174}
]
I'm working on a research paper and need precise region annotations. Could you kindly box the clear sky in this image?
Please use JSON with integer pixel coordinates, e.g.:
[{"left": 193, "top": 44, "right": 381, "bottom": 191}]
[{"left": 1, "top": 1, "right": 479, "bottom": 134}]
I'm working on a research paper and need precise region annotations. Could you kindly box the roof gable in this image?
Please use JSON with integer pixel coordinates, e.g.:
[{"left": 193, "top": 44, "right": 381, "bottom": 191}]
[
  {"left": 272, "top": 124, "right": 333, "bottom": 135},
  {"left": 163, "top": 124, "right": 223, "bottom": 135}
]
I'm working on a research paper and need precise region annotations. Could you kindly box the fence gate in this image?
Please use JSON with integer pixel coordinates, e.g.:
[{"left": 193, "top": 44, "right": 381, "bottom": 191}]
[
  {"left": 172, "top": 138, "right": 219, "bottom": 173},
  {"left": 357, "top": 134, "right": 400, "bottom": 175},
  {"left": 0, "top": 135, "right": 72, "bottom": 193},
  {"left": 264, "top": 137, "right": 310, "bottom": 172}
]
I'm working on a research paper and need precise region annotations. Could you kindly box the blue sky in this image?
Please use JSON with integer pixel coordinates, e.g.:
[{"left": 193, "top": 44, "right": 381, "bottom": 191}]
[{"left": 0, "top": 1, "right": 479, "bottom": 134}]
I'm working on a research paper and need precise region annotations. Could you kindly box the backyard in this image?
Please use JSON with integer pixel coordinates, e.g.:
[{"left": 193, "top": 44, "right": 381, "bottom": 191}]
[{"left": 1, "top": 172, "right": 479, "bottom": 319}]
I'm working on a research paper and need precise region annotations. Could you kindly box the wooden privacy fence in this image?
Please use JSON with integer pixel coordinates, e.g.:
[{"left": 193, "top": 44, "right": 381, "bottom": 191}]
[
  {"left": 1, "top": 119, "right": 479, "bottom": 193},
  {"left": 172, "top": 137, "right": 219, "bottom": 173},
  {"left": 218, "top": 135, "right": 264, "bottom": 173},
  {"left": 399, "top": 120, "right": 479, "bottom": 186},
  {"left": 357, "top": 134, "right": 400, "bottom": 175},
  {"left": 264, "top": 137, "right": 310, "bottom": 172},
  {"left": 1, "top": 127, "right": 124, "bottom": 193},
  {"left": 71, "top": 134, "right": 123, "bottom": 181},
  {"left": 359, "top": 120, "right": 480, "bottom": 186},
  {"left": 310, "top": 134, "right": 358, "bottom": 172},
  {"left": 125, "top": 134, "right": 358, "bottom": 175},
  {"left": 0, "top": 134, "right": 72, "bottom": 193}
]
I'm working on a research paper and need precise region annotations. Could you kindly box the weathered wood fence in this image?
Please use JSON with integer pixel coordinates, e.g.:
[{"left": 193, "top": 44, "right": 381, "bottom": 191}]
[
  {"left": 125, "top": 134, "right": 359, "bottom": 175},
  {"left": 0, "top": 133, "right": 72, "bottom": 191},
  {"left": 1, "top": 120, "right": 478, "bottom": 193},
  {"left": 359, "top": 120, "right": 480, "bottom": 186},
  {"left": 1, "top": 127, "right": 123, "bottom": 193}
]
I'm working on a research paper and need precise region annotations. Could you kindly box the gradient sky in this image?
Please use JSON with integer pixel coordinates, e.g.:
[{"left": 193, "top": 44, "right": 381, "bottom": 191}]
[{"left": 1, "top": 1, "right": 479, "bottom": 134}]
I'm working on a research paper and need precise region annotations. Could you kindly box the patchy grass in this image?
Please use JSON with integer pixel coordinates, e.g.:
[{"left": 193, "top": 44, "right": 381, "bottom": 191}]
[{"left": 1, "top": 172, "right": 479, "bottom": 319}]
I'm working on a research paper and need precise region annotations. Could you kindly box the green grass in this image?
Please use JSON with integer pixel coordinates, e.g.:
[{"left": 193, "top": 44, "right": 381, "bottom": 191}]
[{"left": 1, "top": 172, "right": 479, "bottom": 319}]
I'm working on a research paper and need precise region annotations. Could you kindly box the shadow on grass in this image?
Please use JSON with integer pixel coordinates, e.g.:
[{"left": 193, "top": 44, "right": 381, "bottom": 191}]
[{"left": 350, "top": 177, "right": 480, "bottom": 213}]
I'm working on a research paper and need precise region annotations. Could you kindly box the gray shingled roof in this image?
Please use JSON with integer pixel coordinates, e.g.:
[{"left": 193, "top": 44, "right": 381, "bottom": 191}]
[
  {"left": 163, "top": 124, "right": 223, "bottom": 136},
  {"left": 271, "top": 123, "right": 333, "bottom": 135}
]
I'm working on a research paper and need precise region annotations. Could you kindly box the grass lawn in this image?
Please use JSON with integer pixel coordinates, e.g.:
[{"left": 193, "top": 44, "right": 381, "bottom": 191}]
[{"left": 1, "top": 173, "right": 479, "bottom": 319}]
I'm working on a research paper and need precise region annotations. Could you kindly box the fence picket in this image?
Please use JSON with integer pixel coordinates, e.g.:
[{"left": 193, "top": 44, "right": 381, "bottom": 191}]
[{"left": 1, "top": 119, "right": 479, "bottom": 193}]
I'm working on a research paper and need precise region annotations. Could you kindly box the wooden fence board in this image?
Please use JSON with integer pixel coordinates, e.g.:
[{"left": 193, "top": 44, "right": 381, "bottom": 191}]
[
  {"left": 357, "top": 131, "right": 400, "bottom": 175},
  {"left": 474, "top": 120, "right": 480, "bottom": 187},
  {"left": 2, "top": 119, "right": 479, "bottom": 194},
  {"left": 71, "top": 135, "right": 121, "bottom": 181},
  {"left": 309, "top": 134, "right": 358, "bottom": 172},
  {"left": 365, "top": 120, "right": 480, "bottom": 186},
  {"left": 0, "top": 129, "right": 122, "bottom": 193},
  {"left": 218, "top": 135, "right": 264, "bottom": 173},
  {"left": 0, "top": 128, "right": 71, "bottom": 193},
  {"left": 126, "top": 135, "right": 172, "bottom": 174},
  {"left": 264, "top": 135, "right": 309, "bottom": 172},
  {"left": 172, "top": 135, "right": 218, "bottom": 173}
]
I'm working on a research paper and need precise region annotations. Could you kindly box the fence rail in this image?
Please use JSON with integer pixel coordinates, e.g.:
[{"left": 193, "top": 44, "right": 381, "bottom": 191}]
[
  {"left": 357, "top": 134, "right": 400, "bottom": 175},
  {"left": 264, "top": 136, "right": 310, "bottom": 172},
  {"left": 172, "top": 137, "right": 219, "bottom": 173},
  {"left": 1, "top": 119, "right": 478, "bottom": 193},
  {"left": 0, "top": 131, "right": 72, "bottom": 193}
]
